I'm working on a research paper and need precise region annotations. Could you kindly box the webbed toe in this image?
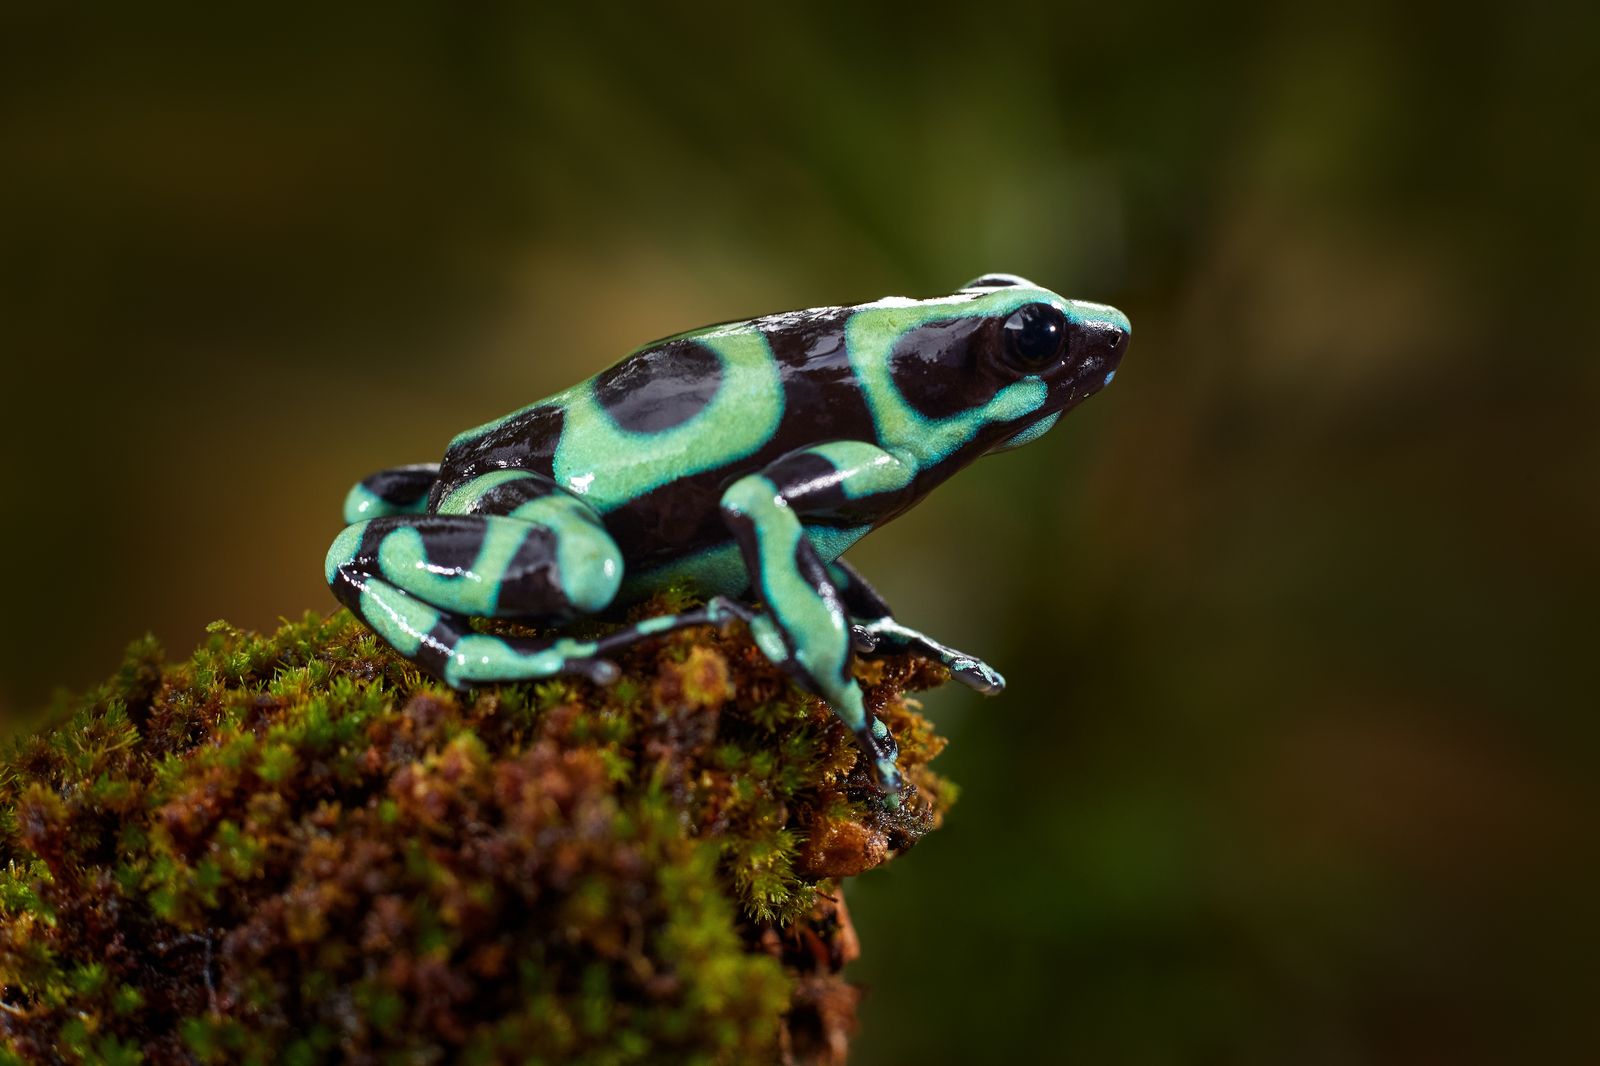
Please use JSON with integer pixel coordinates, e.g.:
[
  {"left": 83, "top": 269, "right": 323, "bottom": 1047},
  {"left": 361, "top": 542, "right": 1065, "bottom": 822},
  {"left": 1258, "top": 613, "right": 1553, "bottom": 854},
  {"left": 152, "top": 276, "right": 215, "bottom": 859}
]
[{"left": 949, "top": 657, "right": 1006, "bottom": 695}]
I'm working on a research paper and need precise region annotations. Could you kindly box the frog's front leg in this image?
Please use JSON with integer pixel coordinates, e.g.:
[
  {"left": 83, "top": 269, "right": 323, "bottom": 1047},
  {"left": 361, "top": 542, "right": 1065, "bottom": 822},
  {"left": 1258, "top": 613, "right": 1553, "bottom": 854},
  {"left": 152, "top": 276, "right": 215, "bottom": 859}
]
[
  {"left": 830, "top": 559, "right": 1006, "bottom": 696},
  {"left": 719, "top": 442, "right": 918, "bottom": 806}
]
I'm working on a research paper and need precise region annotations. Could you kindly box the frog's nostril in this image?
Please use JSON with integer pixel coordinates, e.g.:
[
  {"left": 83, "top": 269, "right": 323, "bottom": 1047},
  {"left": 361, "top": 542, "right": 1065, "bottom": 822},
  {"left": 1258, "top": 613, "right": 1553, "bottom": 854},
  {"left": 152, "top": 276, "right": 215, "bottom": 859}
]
[{"left": 1093, "top": 325, "right": 1127, "bottom": 363}]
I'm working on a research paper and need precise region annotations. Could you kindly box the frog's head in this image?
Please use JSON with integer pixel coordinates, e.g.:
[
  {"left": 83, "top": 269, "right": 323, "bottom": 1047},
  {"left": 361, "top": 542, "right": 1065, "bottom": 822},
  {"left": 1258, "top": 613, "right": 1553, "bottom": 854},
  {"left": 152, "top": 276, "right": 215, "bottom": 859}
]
[
  {"left": 852, "top": 273, "right": 1129, "bottom": 464},
  {"left": 961, "top": 273, "right": 1129, "bottom": 455}
]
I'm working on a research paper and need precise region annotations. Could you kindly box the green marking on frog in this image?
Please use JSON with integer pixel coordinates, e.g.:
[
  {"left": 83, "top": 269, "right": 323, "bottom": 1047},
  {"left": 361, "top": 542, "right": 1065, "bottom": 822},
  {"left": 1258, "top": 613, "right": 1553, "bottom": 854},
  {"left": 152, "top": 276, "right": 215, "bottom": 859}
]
[
  {"left": 721, "top": 474, "right": 864, "bottom": 731},
  {"left": 554, "top": 329, "right": 784, "bottom": 509},
  {"left": 446, "top": 633, "right": 602, "bottom": 688},
  {"left": 324, "top": 523, "right": 365, "bottom": 584},
  {"left": 806, "top": 441, "right": 915, "bottom": 499},
  {"left": 512, "top": 492, "right": 622, "bottom": 614},
  {"left": 990, "top": 409, "right": 1062, "bottom": 453},
  {"left": 357, "top": 581, "right": 439, "bottom": 660},
  {"left": 845, "top": 289, "right": 1055, "bottom": 465},
  {"left": 376, "top": 522, "right": 529, "bottom": 618},
  {"left": 634, "top": 614, "right": 681, "bottom": 636},
  {"left": 342, "top": 482, "right": 391, "bottom": 524},
  {"left": 435, "top": 469, "right": 534, "bottom": 515}
]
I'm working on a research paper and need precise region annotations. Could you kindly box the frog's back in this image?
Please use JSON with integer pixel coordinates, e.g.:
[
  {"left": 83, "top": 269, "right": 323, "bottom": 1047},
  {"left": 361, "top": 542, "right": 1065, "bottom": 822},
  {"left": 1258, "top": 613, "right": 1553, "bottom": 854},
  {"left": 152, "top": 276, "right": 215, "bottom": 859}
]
[{"left": 429, "top": 306, "right": 876, "bottom": 564}]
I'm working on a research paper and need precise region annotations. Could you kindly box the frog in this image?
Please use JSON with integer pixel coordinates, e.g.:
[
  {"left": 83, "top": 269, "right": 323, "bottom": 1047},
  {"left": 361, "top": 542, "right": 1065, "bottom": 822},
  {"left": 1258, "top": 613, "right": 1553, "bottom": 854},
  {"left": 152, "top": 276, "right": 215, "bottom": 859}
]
[{"left": 326, "top": 274, "right": 1129, "bottom": 807}]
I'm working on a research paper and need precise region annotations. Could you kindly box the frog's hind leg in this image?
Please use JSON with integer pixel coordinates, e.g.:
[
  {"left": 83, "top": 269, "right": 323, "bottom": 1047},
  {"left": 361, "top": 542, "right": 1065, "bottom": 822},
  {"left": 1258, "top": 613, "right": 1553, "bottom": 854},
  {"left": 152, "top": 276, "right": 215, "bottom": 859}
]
[
  {"left": 326, "top": 469, "right": 752, "bottom": 686},
  {"left": 326, "top": 497, "right": 626, "bottom": 683},
  {"left": 328, "top": 557, "right": 751, "bottom": 688},
  {"left": 328, "top": 562, "right": 623, "bottom": 686},
  {"left": 328, "top": 510, "right": 622, "bottom": 623},
  {"left": 341, "top": 464, "right": 441, "bottom": 523}
]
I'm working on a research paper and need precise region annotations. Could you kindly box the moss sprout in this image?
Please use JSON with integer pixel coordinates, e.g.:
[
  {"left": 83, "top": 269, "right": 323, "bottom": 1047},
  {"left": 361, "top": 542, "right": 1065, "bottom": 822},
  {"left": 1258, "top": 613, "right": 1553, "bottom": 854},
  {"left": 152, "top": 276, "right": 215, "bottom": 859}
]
[{"left": 0, "top": 599, "right": 953, "bottom": 1063}]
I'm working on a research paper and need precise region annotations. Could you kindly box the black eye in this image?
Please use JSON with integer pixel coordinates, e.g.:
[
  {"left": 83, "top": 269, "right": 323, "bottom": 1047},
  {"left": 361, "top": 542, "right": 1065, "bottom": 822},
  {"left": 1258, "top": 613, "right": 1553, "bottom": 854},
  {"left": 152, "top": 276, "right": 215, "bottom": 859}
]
[{"left": 1001, "top": 303, "right": 1067, "bottom": 368}]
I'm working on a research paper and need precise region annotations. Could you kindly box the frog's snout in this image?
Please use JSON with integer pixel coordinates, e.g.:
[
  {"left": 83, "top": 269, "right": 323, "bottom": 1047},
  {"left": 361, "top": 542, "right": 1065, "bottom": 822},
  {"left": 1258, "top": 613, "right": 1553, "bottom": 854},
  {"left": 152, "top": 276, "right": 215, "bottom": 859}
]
[{"left": 1074, "top": 304, "right": 1130, "bottom": 390}]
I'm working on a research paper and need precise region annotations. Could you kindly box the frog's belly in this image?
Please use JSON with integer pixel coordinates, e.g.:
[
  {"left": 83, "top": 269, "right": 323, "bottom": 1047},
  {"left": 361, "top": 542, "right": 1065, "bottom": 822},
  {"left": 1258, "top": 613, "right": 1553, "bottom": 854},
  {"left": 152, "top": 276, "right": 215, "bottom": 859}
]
[{"left": 616, "top": 523, "right": 870, "bottom": 605}]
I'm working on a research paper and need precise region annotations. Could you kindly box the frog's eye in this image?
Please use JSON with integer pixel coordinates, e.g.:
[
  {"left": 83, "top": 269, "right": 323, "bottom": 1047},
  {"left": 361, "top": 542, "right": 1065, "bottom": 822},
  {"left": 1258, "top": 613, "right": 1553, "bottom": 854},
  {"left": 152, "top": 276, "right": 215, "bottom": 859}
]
[
  {"left": 964, "top": 273, "right": 1033, "bottom": 290},
  {"left": 1000, "top": 303, "right": 1067, "bottom": 369}
]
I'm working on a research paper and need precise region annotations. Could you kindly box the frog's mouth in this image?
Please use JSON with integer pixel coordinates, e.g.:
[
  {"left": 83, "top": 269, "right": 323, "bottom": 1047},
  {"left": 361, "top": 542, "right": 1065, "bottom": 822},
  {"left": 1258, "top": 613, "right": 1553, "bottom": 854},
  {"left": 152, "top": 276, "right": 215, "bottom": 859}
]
[{"left": 988, "top": 410, "right": 1062, "bottom": 454}]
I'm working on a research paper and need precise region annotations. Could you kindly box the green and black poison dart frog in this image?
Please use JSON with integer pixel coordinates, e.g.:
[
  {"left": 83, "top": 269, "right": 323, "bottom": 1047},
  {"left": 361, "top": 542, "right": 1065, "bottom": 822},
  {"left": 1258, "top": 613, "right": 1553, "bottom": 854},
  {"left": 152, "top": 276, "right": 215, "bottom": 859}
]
[{"left": 326, "top": 274, "right": 1129, "bottom": 807}]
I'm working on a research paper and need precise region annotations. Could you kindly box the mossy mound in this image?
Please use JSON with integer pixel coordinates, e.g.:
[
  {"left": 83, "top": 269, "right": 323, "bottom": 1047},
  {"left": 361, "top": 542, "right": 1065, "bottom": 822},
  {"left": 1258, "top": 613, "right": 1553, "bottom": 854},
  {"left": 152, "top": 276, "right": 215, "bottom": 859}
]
[{"left": 0, "top": 600, "right": 954, "bottom": 1064}]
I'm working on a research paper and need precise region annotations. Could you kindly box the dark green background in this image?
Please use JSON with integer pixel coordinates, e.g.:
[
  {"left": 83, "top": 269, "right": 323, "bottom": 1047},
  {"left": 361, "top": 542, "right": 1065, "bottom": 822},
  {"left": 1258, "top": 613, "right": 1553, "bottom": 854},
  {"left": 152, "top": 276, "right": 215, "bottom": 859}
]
[{"left": 3, "top": 4, "right": 1595, "bottom": 1062}]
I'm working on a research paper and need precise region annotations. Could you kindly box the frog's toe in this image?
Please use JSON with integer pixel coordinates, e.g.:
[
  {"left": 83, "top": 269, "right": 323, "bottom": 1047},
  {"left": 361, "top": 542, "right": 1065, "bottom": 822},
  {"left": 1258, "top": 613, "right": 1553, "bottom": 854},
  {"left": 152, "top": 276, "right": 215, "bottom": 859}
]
[
  {"left": 562, "top": 657, "right": 621, "bottom": 686},
  {"left": 863, "top": 718, "right": 904, "bottom": 807},
  {"left": 703, "top": 595, "right": 759, "bottom": 630},
  {"left": 874, "top": 758, "right": 905, "bottom": 809},
  {"left": 949, "top": 657, "right": 1006, "bottom": 695},
  {"left": 849, "top": 624, "right": 880, "bottom": 654}
]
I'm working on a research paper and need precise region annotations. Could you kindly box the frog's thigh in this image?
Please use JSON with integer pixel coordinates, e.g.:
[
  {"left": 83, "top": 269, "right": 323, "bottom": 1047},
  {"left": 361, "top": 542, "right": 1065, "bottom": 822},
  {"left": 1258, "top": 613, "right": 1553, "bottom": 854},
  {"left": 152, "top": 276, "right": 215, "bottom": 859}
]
[{"left": 325, "top": 510, "right": 621, "bottom": 620}]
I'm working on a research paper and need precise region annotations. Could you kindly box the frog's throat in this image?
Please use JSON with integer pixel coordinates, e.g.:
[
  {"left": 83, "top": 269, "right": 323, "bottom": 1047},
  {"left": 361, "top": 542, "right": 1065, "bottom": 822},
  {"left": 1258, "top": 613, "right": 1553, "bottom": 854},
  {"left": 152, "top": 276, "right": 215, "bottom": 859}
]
[{"left": 987, "top": 410, "right": 1062, "bottom": 455}]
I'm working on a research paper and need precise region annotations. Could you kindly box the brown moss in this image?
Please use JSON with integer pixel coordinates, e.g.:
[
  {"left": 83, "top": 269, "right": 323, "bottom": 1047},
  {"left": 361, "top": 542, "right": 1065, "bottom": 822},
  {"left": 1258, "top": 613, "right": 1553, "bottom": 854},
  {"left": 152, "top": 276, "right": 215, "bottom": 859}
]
[{"left": 0, "top": 603, "right": 954, "bottom": 1063}]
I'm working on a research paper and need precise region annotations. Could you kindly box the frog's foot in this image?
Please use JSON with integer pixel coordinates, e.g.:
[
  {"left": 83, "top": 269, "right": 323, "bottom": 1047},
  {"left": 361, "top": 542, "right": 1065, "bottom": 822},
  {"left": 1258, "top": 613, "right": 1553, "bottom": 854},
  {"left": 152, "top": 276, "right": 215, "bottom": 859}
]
[
  {"left": 866, "top": 716, "right": 903, "bottom": 809},
  {"left": 587, "top": 596, "right": 757, "bottom": 655},
  {"left": 826, "top": 559, "right": 1005, "bottom": 695},
  {"left": 851, "top": 618, "right": 1006, "bottom": 695}
]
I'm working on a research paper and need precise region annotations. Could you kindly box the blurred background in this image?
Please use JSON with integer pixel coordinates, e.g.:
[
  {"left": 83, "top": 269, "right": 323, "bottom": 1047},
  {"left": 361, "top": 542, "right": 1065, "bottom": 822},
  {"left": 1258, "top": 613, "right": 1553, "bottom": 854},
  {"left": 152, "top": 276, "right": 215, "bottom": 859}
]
[{"left": 3, "top": 3, "right": 1595, "bottom": 1062}]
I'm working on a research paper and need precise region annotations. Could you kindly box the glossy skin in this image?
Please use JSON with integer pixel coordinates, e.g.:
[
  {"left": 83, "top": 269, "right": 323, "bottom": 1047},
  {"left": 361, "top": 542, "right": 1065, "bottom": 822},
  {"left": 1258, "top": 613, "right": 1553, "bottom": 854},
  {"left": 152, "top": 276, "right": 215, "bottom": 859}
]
[{"left": 326, "top": 274, "right": 1129, "bottom": 806}]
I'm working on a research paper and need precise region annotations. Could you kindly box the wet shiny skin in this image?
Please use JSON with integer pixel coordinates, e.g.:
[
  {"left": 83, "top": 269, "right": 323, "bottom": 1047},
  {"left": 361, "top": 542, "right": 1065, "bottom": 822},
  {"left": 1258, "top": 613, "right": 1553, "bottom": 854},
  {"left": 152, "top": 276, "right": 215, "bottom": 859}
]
[{"left": 326, "top": 274, "right": 1128, "bottom": 806}]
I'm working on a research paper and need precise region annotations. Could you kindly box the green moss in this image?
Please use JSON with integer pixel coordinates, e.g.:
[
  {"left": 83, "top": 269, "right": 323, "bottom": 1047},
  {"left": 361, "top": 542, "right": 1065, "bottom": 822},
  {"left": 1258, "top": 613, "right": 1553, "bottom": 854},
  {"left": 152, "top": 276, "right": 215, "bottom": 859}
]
[{"left": 0, "top": 601, "right": 953, "bottom": 1063}]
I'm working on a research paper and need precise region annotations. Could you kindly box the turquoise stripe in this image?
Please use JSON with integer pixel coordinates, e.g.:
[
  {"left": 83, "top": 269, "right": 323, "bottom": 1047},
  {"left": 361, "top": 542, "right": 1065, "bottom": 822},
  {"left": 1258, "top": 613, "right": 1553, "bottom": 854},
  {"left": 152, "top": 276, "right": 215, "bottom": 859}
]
[
  {"left": 723, "top": 474, "right": 865, "bottom": 732},
  {"left": 375, "top": 522, "right": 530, "bottom": 618},
  {"left": 443, "top": 633, "right": 603, "bottom": 688}
]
